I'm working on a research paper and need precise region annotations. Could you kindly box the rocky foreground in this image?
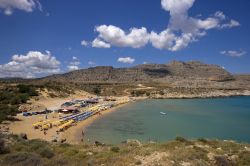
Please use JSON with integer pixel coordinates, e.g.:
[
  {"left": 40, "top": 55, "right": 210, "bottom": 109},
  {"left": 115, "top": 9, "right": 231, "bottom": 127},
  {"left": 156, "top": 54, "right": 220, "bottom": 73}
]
[{"left": 0, "top": 134, "right": 250, "bottom": 166}]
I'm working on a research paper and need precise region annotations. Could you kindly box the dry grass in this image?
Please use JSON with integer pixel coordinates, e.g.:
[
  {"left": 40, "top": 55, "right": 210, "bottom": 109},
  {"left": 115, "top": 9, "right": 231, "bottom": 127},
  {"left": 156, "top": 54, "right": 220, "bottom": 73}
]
[{"left": 2, "top": 135, "right": 249, "bottom": 166}]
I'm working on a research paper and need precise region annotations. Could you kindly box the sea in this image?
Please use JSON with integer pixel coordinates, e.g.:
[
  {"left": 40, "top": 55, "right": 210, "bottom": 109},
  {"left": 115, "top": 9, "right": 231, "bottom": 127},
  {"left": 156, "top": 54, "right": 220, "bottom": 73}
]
[{"left": 85, "top": 96, "right": 250, "bottom": 144}]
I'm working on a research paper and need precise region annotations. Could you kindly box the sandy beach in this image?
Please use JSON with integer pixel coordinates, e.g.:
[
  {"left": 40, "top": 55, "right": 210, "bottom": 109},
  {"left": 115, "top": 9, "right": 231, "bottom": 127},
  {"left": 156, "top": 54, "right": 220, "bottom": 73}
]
[
  {"left": 7, "top": 91, "right": 134, "bottom": 144},
  {"left": 61, "top": 103, "right": 129, "bottom": 144}
]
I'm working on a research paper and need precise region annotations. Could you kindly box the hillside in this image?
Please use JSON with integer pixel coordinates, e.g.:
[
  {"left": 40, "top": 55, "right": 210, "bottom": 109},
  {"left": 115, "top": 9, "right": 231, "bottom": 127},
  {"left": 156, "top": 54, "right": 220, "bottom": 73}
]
[
  {"left": 26, "top": 61, "right": 249, "bottom": 95},
  {"left": 1, "top": 134, "right": 250, "bottom": 166},
  {"left": 40, "top": 61, "right": 233, "bottom": 83},
  {"left": 1, "top": 61, "right": 250, "bottom": 97}
]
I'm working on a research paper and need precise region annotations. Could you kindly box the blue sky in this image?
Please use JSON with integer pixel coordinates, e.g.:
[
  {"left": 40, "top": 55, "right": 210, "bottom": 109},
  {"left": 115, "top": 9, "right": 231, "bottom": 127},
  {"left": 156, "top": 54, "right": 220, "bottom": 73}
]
[{"left": 0, "top": 0, "right": 249, "bottom": 78}]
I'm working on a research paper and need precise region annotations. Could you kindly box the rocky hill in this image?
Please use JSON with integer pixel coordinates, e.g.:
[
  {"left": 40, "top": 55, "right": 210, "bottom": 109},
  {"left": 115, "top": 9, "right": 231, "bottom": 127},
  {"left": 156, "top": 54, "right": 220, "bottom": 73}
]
[
  {"left": 1, "top": 61, "right": 250, "bottom": 96},
  {"left": 40, "top": 61, "right": 234, "bottom": 83}
]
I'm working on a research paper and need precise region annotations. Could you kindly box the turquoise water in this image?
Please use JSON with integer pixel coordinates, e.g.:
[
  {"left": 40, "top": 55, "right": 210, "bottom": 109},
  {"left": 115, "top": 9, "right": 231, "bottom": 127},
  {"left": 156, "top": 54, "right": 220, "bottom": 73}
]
[{"left": 85, "top": 96, "right": 250, "bottom": 144}]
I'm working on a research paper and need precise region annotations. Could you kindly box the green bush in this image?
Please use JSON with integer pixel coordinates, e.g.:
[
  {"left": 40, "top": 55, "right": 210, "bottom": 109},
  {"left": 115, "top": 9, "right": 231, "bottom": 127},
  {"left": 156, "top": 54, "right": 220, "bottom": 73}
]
[
  {"left": 93, "top": 86, "right": 101, "bottom": 95},
  {"left": 38, "top": 147, "right": 54, "bottom": 159},
  {"left": 64, "top": 148, "right": 79, "bottom": 156},
  {"left": 0, "top": 85, "right": 39, "bottom": 123},
  {"left": 17, "top": 84, "right": 38, "bottom": 96},
  {"left": 238, "top": 151, "right": 250, "bottom": 165},
  {"left": 175, "top": 136, "right": 187, "bottom": 142},
  {"left": 197, "top": 138, "right": 208, "bottom": 143},
  {"left": 0, "top": 139, "right": 10, "bottom": 154},
  {"left": 111, "top": 146, "right": 120, "bottom": 153},
  {"left": 10, "top": 96, "right": 21, "bottom": 105},
  {"left": 2, "top": 152, "right": 41, "bottom": 166}
]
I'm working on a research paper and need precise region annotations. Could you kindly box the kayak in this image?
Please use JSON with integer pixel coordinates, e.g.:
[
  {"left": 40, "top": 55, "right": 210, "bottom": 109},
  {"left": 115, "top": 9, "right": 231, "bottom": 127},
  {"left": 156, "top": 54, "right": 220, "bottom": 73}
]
[{"left": 160, "top": 112, "right": 167, "bottom": 115}]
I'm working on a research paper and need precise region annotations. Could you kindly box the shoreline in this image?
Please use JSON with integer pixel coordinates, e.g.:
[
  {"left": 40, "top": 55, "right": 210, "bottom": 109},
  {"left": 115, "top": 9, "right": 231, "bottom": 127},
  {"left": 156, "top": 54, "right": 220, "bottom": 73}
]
[
  {"left": 61, "top": 102, "right": 131, "bottom": 144},
  {"left": 150, "top": 90, "right": 250, "bottom": 99},
  {"left": 6, "top": 95, "right": 138, "bottom": 144},
  {"left": 5, "top": 91, "right": 250, "bottom": 144}
]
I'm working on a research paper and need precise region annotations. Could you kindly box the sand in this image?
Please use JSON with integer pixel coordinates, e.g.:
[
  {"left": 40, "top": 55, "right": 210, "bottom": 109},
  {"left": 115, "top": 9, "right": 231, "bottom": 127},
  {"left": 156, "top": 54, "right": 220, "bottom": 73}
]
[
  {"left": 7, "top": 92, "right": 134, "bottom": 144},
  {"left": 8, "top": 113, "right": 62, "bottom": 141},
  {"left": 61, "top": 103, "right": 128, "bottom": 144},
  {"left": 8, "top": 91, "right": 94, "bottom": 142}
]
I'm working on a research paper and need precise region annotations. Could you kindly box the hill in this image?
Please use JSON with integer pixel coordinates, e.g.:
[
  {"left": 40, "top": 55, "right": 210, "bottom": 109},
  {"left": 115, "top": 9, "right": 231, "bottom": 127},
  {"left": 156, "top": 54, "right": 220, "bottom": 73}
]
[
  {"left": 1, "top": 61, "right": 250, "bottom": 97},
  {"left": 40, "top": 61, "right": 234, "bottom": 83}
]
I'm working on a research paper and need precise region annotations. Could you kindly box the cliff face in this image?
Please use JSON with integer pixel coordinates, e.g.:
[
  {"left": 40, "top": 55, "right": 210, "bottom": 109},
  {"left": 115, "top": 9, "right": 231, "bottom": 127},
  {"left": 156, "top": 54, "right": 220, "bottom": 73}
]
[{"left": 41, "top": 61, "right": 234, "bottom": 83}]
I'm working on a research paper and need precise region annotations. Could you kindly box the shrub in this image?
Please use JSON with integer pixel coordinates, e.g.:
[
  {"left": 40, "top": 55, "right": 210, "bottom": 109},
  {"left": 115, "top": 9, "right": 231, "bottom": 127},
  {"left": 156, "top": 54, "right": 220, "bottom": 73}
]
[
  {"left": 0, "top": 139, "right": 10, "bottom": 154},
  {"left": 238, "top": 151, "right": 250, "bottom": 165},
  {"left": 10, "top": 96, "right": 21, "bottom": 105},
  {"left": 38, "top": 147, "right": 54, "bottom": 159},
  {"left": 111, "top": 146, "right": 120, "bottom": 153},
  {"left": 3, "top": 152, "right": 41, "bottom": 166},
  {"left": 64, "top": 149, "right": 79, "bottom": 156},
  {"left": 17, "top": 84, "right": 38, "bottom": 96},
  {"left": 197, "top": 138, "right": 208, "bottom": 143},
  {"left": 175, "top": 136, "right": 187, "bottom": 142},
  {"left": 93, "top": 86, "right": 101, "bottom": 95},
  {"left": 19, "top": 94, "right": 29, "bottom": 103},
  {"left": 18, "top": 84, "right": 31, "bottom": 93}
]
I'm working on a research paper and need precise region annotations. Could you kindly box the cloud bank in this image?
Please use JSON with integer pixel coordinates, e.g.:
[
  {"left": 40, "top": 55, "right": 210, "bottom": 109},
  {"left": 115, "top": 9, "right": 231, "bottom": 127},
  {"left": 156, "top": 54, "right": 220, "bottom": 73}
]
[
  {"left": 0, "top": 51, "right": 60, "bottom": 78},
  {"left": 84, "top": 0, "right": 240, "bottom": 51},
  {"left": 0, "top": 0, "right": 41, "bottom": 15}
]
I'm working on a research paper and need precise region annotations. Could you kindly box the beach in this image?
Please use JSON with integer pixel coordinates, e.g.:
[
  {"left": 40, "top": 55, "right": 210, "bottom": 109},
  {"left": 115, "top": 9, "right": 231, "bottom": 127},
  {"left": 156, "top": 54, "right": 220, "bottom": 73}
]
[
  {"left": 7, "top": 92, "right": 134, "bottom": 144},
  {"left": 61, "top": 103, "right": 129, "bottom": 144}
]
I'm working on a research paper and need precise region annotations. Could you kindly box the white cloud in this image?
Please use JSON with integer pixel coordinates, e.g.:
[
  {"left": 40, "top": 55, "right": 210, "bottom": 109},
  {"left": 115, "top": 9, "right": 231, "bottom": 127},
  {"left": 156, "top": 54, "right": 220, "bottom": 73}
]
[
  {"left": 88, "top": 61, "right": 96, "bottom": 66},
  {"left": 214, "top": 11, "right": 226, "bottom": 20},
  {"left": 150, "top": 0, "right": 237, "bottom": 51},
  {"left": 92, "top": 38, "right": 111, "bottom": 48},
  {"left": 89, "top": 0, "right": 240, "bottom": 51},
  {"left": 93, "top": 25, "right": 149, "bottom": 48},
  {"left": 220, "top": 49, "right": 246, "bottom": 57},
  {"left": 0, "top": 0, "right": 41, "bottom": 15},
  {"left": 67, "top": 66, "right": 79, "bottom": 71},
  {"left": 0, "top": 51, "right": 60, "bottom": 78},
  {"left": 219, "top": 19, "right": 240, "bottom": 29},
  {"left": 117, "top": 57, "right": 135, "bottom": 64},
  {"left": 67, "top": 56, "right": 80, "bottom": 71},
  {"left": 161, "top": 0, "right": 195, "bottom": 15},
  {"left": 81, "top": 40, "right": 89, "bottom": 47}
]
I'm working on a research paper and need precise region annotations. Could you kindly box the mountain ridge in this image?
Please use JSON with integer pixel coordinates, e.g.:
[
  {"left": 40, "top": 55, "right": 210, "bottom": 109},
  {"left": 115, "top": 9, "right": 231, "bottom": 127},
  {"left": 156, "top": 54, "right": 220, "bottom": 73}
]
[{"left": 40, "top": 60, "right": 234, "bottom": 83}]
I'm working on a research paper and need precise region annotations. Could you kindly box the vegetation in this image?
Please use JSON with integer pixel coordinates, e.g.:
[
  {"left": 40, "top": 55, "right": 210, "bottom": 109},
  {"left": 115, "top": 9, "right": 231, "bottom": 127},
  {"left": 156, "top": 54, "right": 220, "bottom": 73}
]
[
  {"left": 0, "top": 134, "right": 250, "bottom": 166},
  {"left": 0, "top": 84, "right": 38, "bottom": 123},
  {"left": 130, "top": 90, "right": 147, "bottom": 97}
]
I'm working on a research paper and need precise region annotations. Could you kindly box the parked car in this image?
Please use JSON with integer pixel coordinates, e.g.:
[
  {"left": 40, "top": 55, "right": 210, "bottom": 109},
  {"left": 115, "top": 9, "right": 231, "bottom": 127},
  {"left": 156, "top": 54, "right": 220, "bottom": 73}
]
[{"left": 23, "top": 112, "right": 32, "bottom": 116}]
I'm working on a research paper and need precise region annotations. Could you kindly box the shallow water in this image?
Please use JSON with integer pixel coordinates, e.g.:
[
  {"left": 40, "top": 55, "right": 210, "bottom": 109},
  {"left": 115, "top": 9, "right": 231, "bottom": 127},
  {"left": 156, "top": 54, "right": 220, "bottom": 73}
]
[{"left": 85, "top": 96, "right": 250, "bottom": 144}]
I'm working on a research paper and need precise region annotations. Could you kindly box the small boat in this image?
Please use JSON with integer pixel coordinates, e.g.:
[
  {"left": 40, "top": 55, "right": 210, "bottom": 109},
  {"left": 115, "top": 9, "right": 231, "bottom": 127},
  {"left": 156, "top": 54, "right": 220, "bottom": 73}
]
[{"left": 160, "top": 112, "right": 167, "bottom": 115}]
